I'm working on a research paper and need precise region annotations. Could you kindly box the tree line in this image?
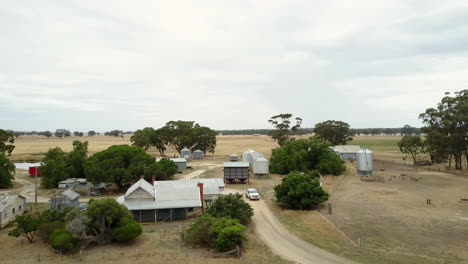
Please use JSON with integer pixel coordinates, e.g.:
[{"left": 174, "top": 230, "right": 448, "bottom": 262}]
[{"left": 130, "top": 120, "right": 217, "bottom": 156}]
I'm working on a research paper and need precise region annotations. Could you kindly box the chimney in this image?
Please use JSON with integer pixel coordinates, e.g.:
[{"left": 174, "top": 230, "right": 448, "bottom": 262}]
[
  {"left": 197, "top": 182, "right": 204, "bottom": 213},
  {"left": 151, "top": 175, "right": 156, "bottom": 185}
]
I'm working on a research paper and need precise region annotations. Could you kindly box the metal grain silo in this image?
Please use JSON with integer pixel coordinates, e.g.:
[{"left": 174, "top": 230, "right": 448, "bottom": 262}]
[
  {"left": 242, "top": 150, "right": 254, "bottom": 164},
  {"left": 356, "top": 148, "right": 373, "bottom": 176},
  {"left": 193, "top": 150, "right": 204, "bottom": 160},
  {"left": 229, "top": 154, "right": 239, "bottom": 161},
  {"left": 180, "top": 148, "right": 191, "bottom": 160},
  {"left": 253, "top": 157, "right": 269, "bottom": 176}
]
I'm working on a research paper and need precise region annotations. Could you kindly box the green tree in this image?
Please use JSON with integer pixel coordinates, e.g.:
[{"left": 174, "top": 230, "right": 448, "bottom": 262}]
[
  {"left": 8, "top": 213, "right": 43, "bottom": 243},
  {"left": 205, "top": 193, "right": 253, "bottom": 225},
  {"left": 398, "top": 135, "right": 424, "bottom": 165},
  {"left": 50, "top": 228, "right": 80, "bottom": 252},
  {"left": 41, "top": 147, "right": 70, "bottom": 188},
  {"left": 43, "top": 131, "right": 52, "bottom": 138},
  {"left": 0, "top": 153, "right": 15, "bottom": 188},
  {"left": 192, "top": 126, "right": 217, "bottom": 154},
  {"left": 0, "top": 129, "right": 15, "bottom": 155},
  {"left": 112, "top": 221, "right": 142, "bottom": 242},
  {"left": 211, "top": 218, "right": 246, "bottom": 251},
  {"left": 147, "top": 158, "right": 178, "bottom": 181},
  {"left": 130, "top": 128, "right": 153, "bottom": 150},
  {"left": 88, "top": 130, "right": 96, "bottom": 136},
  {"left": 270, "top": 138, "right": 345, "bottom": 175},
  {"left": 185, "top": 214, "right": 217, "bottom": 246},
  {"left": 84, "top": 145, "right": 156, "bottom": 189},
  {"left": 68, "top": 141, "right": 88, "bottom": 179},
  {"left": 313, "top": 120, "right": 352, "bottom": 145},
  {"left": 163, "top": 121, "right": 198, "bottom": 153},
  {"left": 274, "top": 171, "right": 329, "bottom": 210},
  {"left": 268, "top": 113, "right": 303, "bottom": 146}
]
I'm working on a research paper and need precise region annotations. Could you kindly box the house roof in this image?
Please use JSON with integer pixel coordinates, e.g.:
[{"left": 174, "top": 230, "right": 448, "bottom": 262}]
[
  {"left": 223, "top": 162, "right": 249, "bottom": 168},
  {"left": 0, "top": 195, "right": 26, "bottom": 212},
  {"left": 125, "top": 178, "right": 155, "bottom": 198},
  {"left": 332, "top": 145, "right": 361, "bottom": 153},
  {"left": 154, "top": 178, "right": 223, "bottom": 195},
  {"left": 59, "top": 189, "right": 80, "bottom": 200}
]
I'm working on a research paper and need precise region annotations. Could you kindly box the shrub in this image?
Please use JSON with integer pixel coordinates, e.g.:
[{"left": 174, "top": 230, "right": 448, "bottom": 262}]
[
  {"left": 205, "top": 194, "right": 253, "bottom": 225},
  {"left": 211, "top": 218, "right": 246, "bottom": 251},
  {"left": 274, "top": 171, "right": 329, "bottom": 210},
  {"left": 38, "top": 221, "right": 64, "bottom": 242},
  {"left": 185, "top": 215, "right": 217, "bottom": 246},
  {"left": 50, "top": 228, "right": 80, "bottom": 252},
  {"left": 316, "top": 151, "right": 346, "bottom": 175},
  {"left": 112, "top": 222, "right": 142, "bottom": 242}
]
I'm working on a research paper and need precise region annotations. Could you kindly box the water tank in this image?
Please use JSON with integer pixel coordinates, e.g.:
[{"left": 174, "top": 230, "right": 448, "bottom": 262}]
[
  {"left": 229, "top": 154, "right": 239, "bottom": 162},
  {"left": 180, "top": 148, "right": 191, "bottom": 160},
  {"left": 356, "top": 148, "right": 373, "bottom": 176},
  {"left": 253, "top": 157, "right": 269, "bottom": 175},
  {"left": 192, "top": 150, "right": 204, "bottom": 160}
]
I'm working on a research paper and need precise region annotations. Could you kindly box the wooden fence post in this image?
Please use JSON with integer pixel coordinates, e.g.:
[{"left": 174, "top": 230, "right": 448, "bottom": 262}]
[{"left": 328, "top": 203, "right": 332, "bottom": 215}]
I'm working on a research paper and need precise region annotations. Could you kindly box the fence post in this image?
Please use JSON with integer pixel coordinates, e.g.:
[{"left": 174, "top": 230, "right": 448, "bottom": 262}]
[
  {"left": 236, "top": 246, "right": 240, "bottom": 258},
  {"left": 357, "top": 237, "right": 361, "bottom": 248},
  {"left": 80, "top": 249, "right": 82, "bottom": 261},
  {"left": 328, "top": 203, "right": 332, "bottom": 215}
]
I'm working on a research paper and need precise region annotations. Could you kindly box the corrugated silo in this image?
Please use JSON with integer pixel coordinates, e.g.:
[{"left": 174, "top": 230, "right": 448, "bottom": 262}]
[
  {"left": 192, "top": 150, "right": 204, "bottom": 160},
  {"left": 180, "top": 148, "right": 191, "bottom": 160},
  {"left": 356, "top": 148, "right": 373, "bottom": 176}
]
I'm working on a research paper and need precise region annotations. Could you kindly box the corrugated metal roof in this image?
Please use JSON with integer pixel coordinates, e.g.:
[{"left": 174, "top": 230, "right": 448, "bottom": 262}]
[
  {"left": 125, "top": 179, "right": 155, "bottom": 198},
  {"left": 154, "top": 178, "right": 223, "bottom": 195},
  {"left": 60, "top": 189, "right": 80, "bottom": 200},
  {"left": 332, "top": 145, "right": 361, "bottom": 153},
  {"left": 223, "top": 162, "right": 249, "bottom": 168},
  {"left": 170, "top": 158, "right": 187, "bottom": 163},
  {"left": 0, "top": 195, "right": 25, "bottom": 212}
]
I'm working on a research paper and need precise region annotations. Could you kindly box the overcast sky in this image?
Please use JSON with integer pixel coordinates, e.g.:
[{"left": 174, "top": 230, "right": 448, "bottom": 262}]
[{"left": 1, "top": 1, "right": 467, "bottom": 131}]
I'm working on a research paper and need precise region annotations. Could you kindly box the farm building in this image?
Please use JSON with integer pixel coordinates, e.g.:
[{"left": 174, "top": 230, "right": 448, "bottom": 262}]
[
  {"left": 28, "top": 166, "right": 41, "bottom": 177},
  {"left": 331, "top": 145, "right": 361, "bottom": 160},
  {"left": 180, "top": 148, "right": 191, "bottom": 160},
  {"left": 156, "top": 157, "right": 187, "bottom": 172},
  {"left": 58, "top": 178, "right": 92, "bottom": 190},
  {"left": 252, "top": 157, "right": 269, "bottom": 176},
  {"left": 0, "top": 195, "right": 26, "bottom": 228},
  {"left": 229, "top": 154, "right": 239, "bottom": 161},
  {"left": 242, "top": 150, "right": 255, "bottom": 165},
  {"left": 223, "top": 162, "right": 250, "bottom": 184},
  {"left": 192, "top": 150, "right": 204, "bottom": 160},
  {"left": 154, "top": 178, "right": 224, "bottom": 207},
  {"left": 50, "top": 189, "right": 80, "bottom": 210},
  {"left": 117, "top": 178, "right": 203, "bottom": 222}
]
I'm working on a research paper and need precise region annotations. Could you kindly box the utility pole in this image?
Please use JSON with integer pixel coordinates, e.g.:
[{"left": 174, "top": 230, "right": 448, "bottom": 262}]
[{"left": 35, "top": 166, "right": 38, "bottom": 205}]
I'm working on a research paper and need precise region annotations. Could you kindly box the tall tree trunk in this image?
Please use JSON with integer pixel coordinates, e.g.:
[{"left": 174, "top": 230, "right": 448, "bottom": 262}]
[
  {"left": 454, "top": 154, "right": 462, "bottom": 170},
  {"left": 448, "top": 155, "right": 452, "bottom": 169}
]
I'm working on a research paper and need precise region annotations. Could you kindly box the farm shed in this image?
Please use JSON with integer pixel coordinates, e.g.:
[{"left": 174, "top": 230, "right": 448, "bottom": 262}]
[
  {"left": 252, "top": 157, "right": 269, "bottom": 176},
  {"left": 331, "top": 145, "right": 361, "bottom": 160},
  {"left": 117, "top": 178, "right": 203, "bottom": 222},
  {"left": 50, "top": 189, "right": 80, "bottom": 210},
  {"left": 58, "top": 178, "right": 92, "bottom": 190},
  {"left": 192, "top": 150, "right": 204, "bottom": 160},
  {"left": 156, "top": 158, "right": 187, "bottom": 172},
  {"left": 180, "top": 148, "right": 191, "bottom": 160},
  {"left": 229, "top": 154, "right": 239, "bottom": 162},
  {"left": 223, "top": 162, "right": 250, "bottom": 184},
  {"left": 0, "top": 195, "right": 26, "bottom": 228},
  {"left": 356, "top": 148, "right": 373, "bottom": 176}
]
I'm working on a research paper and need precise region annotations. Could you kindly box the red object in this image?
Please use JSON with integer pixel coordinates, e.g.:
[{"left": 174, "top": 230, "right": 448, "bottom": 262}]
[
  {"left": 197, "top": 182, "right": 204, "bottom": 213},
  {"left": 29, "top": 167, "right": 41, "bottom": 177}
]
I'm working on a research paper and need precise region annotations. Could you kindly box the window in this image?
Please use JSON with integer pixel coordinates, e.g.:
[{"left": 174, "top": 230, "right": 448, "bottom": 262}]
[
  {"left": 12, "top": 208, "right": 15, "bottom": 214},
  {"left": 188, "top": 208, "right": 194, "bottom": 212},
  {"left": 19, "top": 205, "right": 22, "bottom": 211},
  {"left": 5, "top": 212, "right": 7, "bottom": 218}
]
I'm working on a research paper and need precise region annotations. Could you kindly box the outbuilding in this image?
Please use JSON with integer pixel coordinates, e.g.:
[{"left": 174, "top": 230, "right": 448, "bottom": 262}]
[
  {"left": 157, "top": 158, "right": 187, "bottom": 172},
  {"left": 58, "top": 178, "right": 92, "bottom": 190},
  {"left": 0, "top": 195, "right": 26, "bottom": 228},
  {"left": 180, "top": 148, "right": 191, "bottom": 161},
  {"left": 50, "top": 189, "right": 80, "bottom": 210},
  {"left": 252, "top": 157, "right": 269, "bottom": 176},
  {"left": 331, "top": 145, "right": 361, "bottom": 160},
  {"left": 223, "top": 162, "right": 250, "bottom": 184},
  {"left": 192, "top": 150, "right": 204, "bottom": 160},
  {"left": 229, "top": 154, "right": 239, "bottom": 162}
]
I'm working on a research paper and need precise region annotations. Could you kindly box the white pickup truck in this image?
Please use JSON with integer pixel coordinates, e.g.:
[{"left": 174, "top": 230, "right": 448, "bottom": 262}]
[{"left": 245, "top": 188, "right": 260, "bottom": 200}]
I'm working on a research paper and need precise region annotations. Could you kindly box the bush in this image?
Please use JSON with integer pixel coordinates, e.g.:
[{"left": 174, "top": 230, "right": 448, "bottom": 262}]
[
  {"left": 211, "top": 218, "right": 246, "bottom": 251},
  {"left": 205, "top": 194, "right": 253, "bottom": 225},
  {"left": 38, "top": 221, "right": 64, "bottom": 242},
  {"left": 274, "top": 171, "right": 329, "bottom": 210},
  {"left": 112, "top": 222, "right": 142, "bottom": 242},
  {"left": 270, "top": 138, "right": 345, "bottom": 176},
  {"left": 185, "top": 215, "right": 217, "bottom": 246},
  {"left": 50, "top": 228, "right": 80, "bottom": 252}
]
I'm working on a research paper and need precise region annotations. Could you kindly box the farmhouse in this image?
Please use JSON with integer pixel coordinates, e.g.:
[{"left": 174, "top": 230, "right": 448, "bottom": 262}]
[
  {"left": 223, "top": 162, "right": 250, "bottom": 184},
  {"left": 50, "top": 189, "right": 80, "bottom": 210},
  {"left": 331, "top": 145, "right": 361, "bottom": 160},
  {"left": 117, "top": 178, "right": 203, "bottom": 222},
  {"left": 0, "top": 195, "right": 26, "bottom": 228}
]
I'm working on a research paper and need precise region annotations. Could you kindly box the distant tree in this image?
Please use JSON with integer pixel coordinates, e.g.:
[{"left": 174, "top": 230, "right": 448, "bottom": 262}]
[
  {"left": 0, "top": 153, "right": 15, "bottom": 188},
  {"left": 268, "top": 113, "right": 303, "bottom": 146},
  {"left": 130, "top": 128, "right": 153, "bottom": 150},
  {"left": 14, "top": 131, "right": 25, "bottom": 138},
  {"left": 41, "top": 147, "right": 70, "bottom": 188},
  {"left": 84, "top": 145, "right": 155, "bottom": 189},
  {"left": 0, "top": 129, "right": 15, "bottom": 155},
  {"left": 398, "top": 135, "right": 425, "bottom": 165},
  {"left": 162, "top": 121, "right": 198, "bottom": 153},
  {"left": 8, "top": 213, "right": 43, "bottom": 243},
  {"left": 43, "top": 131, "right": 52, "bottom": 138},
  {"left": 369, "top": 128, "right": 380, "bottom": 136},
  {"left": 161, "top": 121, "right": 217, "bottom": 154},
  {"left": 73, "top": 131, "right": 80, "bottom": 137},
  {"left": 274, "top": 171, "right": 329, "bottom": 210},
  {"left": 270, "top": 138, "right": 345, "bottom": 176},
  {"left": 205, "top": 193, "right": 253, "bottom": 225},
  {"left": 401, "top": 124, "right": 420, "bottom": 135},
  {"left": 88, "top": 130, "right": 96, "bottom": 137},
  {"left": 54, "top": 129, "right": 71, "bottom": 138},
  {"left": 104, "top": 130, "right": 123, "bottom": 137},
  {"left": 192, "top": 126, "right": 217, "bottom": 154},
  {"left": 313, "top": 120, "right": 352, "bottom": 145}
]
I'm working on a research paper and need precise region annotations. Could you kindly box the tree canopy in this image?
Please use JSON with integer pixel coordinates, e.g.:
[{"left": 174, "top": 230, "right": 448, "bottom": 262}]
[
  {"left": 270, "top": 137, "right": 346, "bottom": 175},
  {"left": 313, "top": 120, "right": 352, "bottom": 145},
  {"left": 0, "top": 153, "right": 15, "bottom": 188},
  {"left": 274, "top": 171, "right": 329, "bottom": 210},
  {"left": 205, "top": 193, "right": 253, "bottom": 225},
  {"left": 268, "top": 113, "right": 303, "bottom": 146},
  {"left": 0, "top": 129, "right": 15, "bottom": 155},
  {"left": 8, "top": 213, "right": 43, "bottom": 243},
  {"left": 398, "top": 135, "right": 424, "bottom": 165}
]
